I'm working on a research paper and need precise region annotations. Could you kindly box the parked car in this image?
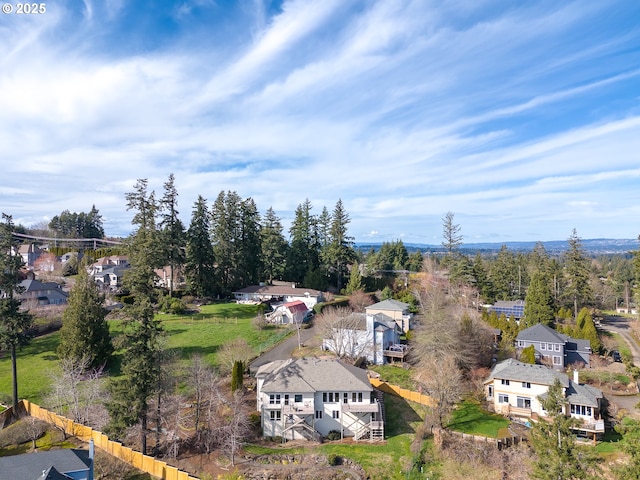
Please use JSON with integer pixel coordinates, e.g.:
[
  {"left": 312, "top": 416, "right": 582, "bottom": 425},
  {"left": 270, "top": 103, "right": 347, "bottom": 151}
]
[{"left": 611, "top": 350, "right": 622, "bottom": 363}]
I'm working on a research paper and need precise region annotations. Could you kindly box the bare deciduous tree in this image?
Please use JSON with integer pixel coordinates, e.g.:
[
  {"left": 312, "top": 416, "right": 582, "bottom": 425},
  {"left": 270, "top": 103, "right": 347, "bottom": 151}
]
[
  {"left": 317, "top": 307, "right": 371, "bottom": 360},
  {"left": 414, "top": 354, "right": 464, "bottom": 428},
  {"left": 348, "top": 290, "right": 374, "bottom": 312},
  {"left": 220, "top": 390, "right": 251, "bottom": 466}
]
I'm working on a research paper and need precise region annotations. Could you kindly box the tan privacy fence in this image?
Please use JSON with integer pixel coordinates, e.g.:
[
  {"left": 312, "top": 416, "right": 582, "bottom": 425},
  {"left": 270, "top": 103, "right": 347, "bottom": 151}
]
[
  {"left": 22, "top": 400, "right": 200, "bottom": 480},
  {"left": 369, "top": 378, "right": 435, "bottom": 407}
]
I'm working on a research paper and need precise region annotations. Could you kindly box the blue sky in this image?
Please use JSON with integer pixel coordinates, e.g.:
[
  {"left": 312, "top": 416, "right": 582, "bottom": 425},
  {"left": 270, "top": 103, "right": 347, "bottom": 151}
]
[{"left": 2, "top": 0, "right": 640, "bottom": 244}]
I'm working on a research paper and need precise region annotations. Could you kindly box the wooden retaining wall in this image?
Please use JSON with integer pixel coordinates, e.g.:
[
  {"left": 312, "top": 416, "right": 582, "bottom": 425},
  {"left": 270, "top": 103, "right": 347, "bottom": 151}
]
[
  {"left": 447, "top": 429, "right": 525, "bottom": 449},
  {"left": 21, "top": 400, "right": 199, "bottom": 480}
]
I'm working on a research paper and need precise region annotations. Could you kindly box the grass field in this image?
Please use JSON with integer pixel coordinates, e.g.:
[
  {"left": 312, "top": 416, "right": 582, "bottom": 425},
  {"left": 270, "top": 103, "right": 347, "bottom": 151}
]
[
  {"left": 447, "top": 400, "right": 510, "bottom": 438},
  {"left": 369, "top": 364, "right": 415, "bottom": 390},
  {"left": 0, "top": 302, "right": 289, "bottom": 404}
]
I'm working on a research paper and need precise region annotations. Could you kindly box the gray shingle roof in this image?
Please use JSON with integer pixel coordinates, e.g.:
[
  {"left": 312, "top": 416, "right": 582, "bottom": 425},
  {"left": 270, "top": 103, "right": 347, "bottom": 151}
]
[
  {"left": 485, "top": 358, "right": 569, "bottom": 387},
  {"left": 260, "top": 357, "right": 373, "bottom": 394},
  {"left": 566, "top": 381, "right": 603, "bottom": 407},
  {"left": 367, "top": 299, "right": 409, "bottom": 312},
  {"left": 0, "top": 449, "right": 90, "bottom": 480},
  {"left": 516, "top": 324, "right": 565, "bottom": 344}
]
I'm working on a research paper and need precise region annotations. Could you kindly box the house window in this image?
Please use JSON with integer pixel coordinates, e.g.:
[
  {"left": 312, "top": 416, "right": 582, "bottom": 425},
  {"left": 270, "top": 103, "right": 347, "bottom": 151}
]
[
  {"left": 343, "top": 393, "right": 348, "bottom": 404},
  {"left": 352, "top": 392, "right": 357, "bottom": 402},
  {"left": 501, "top": 379, "right": 510, "bottom": 386},
  {"left": 323, "top": 393, "right": 327, "bottom": 402},
  {"left": 553, "top": 356, "right": 562, "bottom": 365},
  {"left": 269, "top": 411, "right": 281, "bottom": 421},
  {"left": 554, "top": 344, "right": 560, "bottom": 352},
  {"left": 522, "top": 382, "right": 531, "bottom": 389},
  {"left": 518, "top": 341, "right": 524, "bottom": 347},
  {"left": 269, "top": 394, "right": 281, "bottom": 405},
  {"left": 315, "top": 410, "right": 323, "bottom": 419},
  {"left": 540, "top": 343, "right": 546, "bottom": 350},
  {"left": 498, "top": 394, "right": 509, "bottom": 404},
  {"left": 359, "top": 392, "right": 364, "bottom": 403},
  {"left": 294, "top": 394, "right": 303, "bottom": 403},
  {"left": 328, "top": 392, "right": 334, "bottom": 402},
  {"left": 547, "top": 343, "right": 553, "bottom": 350},
  {"left": 284, "top": 394, "right": 289, "bottom": 406},
  {"left": 516, "top": 397, "right": 531, "bottom": 409},
  {"left": 332, "top": 410, "right": 340, "bottom": 419}
]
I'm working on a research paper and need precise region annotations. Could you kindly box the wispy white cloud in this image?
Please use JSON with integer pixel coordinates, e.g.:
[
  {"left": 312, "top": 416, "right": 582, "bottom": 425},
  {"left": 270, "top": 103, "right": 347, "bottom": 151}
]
[{"left": 1, "top": 0, "right": 639, "bottom": 243}]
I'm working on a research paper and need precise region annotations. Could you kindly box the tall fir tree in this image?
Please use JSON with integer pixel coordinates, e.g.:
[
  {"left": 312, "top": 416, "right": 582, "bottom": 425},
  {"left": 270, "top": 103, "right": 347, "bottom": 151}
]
[
  {"left": 0, "top": 213, "right": 33, "bottom": 413},
  {"left": 286, "top": 199, "right": 319, "bottom": 284},
  {"left": 564, "top": 229, "right": 593, "bottom": 319},
  {"left": 531, "top": 379, "right": 602, "bottom": 479},
  {"left": 260, "top": 207, "right": 287, "bottom": 283},
  {"left": 57, "top": 266, "right": 113, "bottom": 369},
  {"left": 159, "top": 173, "right": 186, "bottom": 297},
  {"left": 211, "top": 191, "right": 241, "bottom": 294},
  {"left": 325, "top": 199, "right": 355, "bottom": 291},
  {"left": 185, "top": 196, "right": 216, "bottom": 297},
  {"left": 106, "top": 179, "right": 164, "bottom": 455},
  {"left": 237, "top": 198, "right": 262, "bottom": 288},
  {"left": 523, "top": 271, "right": 555, "bottom": 327}
]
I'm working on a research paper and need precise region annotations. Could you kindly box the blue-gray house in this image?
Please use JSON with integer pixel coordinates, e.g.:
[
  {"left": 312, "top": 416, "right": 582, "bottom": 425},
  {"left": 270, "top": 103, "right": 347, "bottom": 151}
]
[{"left": 0, "top": 442, "right": 94, "bottom": 480}]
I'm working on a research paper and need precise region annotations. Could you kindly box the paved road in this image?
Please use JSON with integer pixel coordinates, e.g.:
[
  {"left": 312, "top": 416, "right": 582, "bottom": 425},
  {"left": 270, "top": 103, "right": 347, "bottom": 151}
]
[{"left": 249, "top": 324, "right": 317, "bottom": 373}]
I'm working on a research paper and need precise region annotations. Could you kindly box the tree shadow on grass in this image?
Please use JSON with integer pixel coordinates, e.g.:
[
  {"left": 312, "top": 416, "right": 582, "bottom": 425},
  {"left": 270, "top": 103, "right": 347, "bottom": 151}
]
[{"left": 383, "top": 394, "right": 424, "bottom": 437}]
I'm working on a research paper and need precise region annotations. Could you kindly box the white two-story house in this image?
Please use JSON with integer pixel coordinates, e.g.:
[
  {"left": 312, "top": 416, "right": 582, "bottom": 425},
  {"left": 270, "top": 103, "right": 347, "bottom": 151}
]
[
  {"left": 484, "top": 358, "right": 604, "bottom": 442},
  {"left": 366, "top": 299, "right": 413, "bottom": 334},
  {"left": 256, "top": 357, "right": 384, "bottom": 442}
]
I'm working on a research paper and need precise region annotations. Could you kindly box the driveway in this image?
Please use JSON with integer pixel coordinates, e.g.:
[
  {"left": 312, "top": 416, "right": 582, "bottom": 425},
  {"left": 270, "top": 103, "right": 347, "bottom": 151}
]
[
  {"left": 249, "top": 323, "right": 317, "bottom": 373},
  {"left": 600, "top": 315, "right": 640, "bottom": 416}
]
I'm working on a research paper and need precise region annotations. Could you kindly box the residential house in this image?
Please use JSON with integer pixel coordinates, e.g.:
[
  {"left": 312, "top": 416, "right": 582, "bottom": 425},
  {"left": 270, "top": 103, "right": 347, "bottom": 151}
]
[
  {"left": 0, "top": 441, "right": 94, "bottom": 480},
  {"left": 516, "top": 323, "right": 591, "bottom": 370},
  {"left": 154, "top": 265, "right": 185, "bottom": 291},
  {"left": 365, "top": 299, "right": 413, "bottom": 333},
  {"left": 484, "top": 358, "right": 604, "bottom": 441},
  {"left": 17, "top": 279, "right": 68, "bottom": 305},
  {"left": 18, "top": 243, "right": 43, "bottom": 267},
  {"left": 267, "top": 300, "right": 309, "bottom": 325},
  {"left": 233, "top": 282, "right": 323, "bottom": 310},
  {"left": 489, "top": 300, "right": 525, "bottom": 322},
  {"left": 321, "top": 311, "right": 403, "bottom": 365},
  {"left": 88, "top": 256, "right": 130, "bottom": 291},
  {"left": 256, "top": 357, "right": 384, "bottom": 442}
]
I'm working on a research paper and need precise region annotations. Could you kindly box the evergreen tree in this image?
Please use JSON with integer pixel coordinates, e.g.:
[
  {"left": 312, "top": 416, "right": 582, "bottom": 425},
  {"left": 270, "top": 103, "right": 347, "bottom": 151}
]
[
  {"left": 0, "top": 213, "right": 33, "bottom": 413},
  {"left": 211, "top": 191, "right": 241, "bottom": 294},
  {"left": 531, "top": 379, "right": 602, "bottom": 480},
  {"left": 286, "top": 199, "right": 319, "bottom": 284},
  {"left": 159, "top": 173, "right": 186, "bottom": 297},
  {"left": 489, "top": 245, "right": 520, "bottom": 300},
  {"left": 106, "top": 179, "right": 164, "bottom": 455},
  {"left": 524, "top": 271, "right": 555, "bottom": 327},
  {"left": 260, "top": 207, "right": 287, "bottom": 283},
  {"left": 57, "top": 266, "right": 113, "bottom": 369},
  {"left": 564, "top": 229, "right": 593, "bottom": 319},
  {"left": 441, "top": 211, "right": 463, "bottom": 256},
  {"left": 345, "top": 262, "right": 363, "bottom": 294},
  {"left": 574, "top": 307, "right": 601, "bottom": 353},
  {"left": 237, "top": 197, "right": 262, "bottom": 288},
  {"left": 325, "top": 199, "right": 355, "bottom": 291},
  {"left": 520, "top": 345, "right": 536, "bottom": 364},
  {"left": 614, "top": 418, "right": 640, "bottom": 480},
  {"left": 231, "top": 360, "right": 244, "bottom": 392},
  {"left": 185, "top": 196, "right": 216, "bottom": 297},
  {"left": 407, "top": 250, "right": 423, "bottom": 272}
]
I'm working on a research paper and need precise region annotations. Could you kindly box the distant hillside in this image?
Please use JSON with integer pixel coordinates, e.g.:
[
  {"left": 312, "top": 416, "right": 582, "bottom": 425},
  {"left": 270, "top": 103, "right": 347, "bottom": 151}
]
[{"left": 356, "top": 238, "right": 638, "bottom": 256}]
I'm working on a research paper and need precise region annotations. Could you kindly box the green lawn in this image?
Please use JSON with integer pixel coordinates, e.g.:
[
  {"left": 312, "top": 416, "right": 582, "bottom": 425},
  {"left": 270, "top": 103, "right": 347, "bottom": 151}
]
[
  {"left": 369, "top": 364, "right": 416, "bottom": 390},
  {"left": 446, "top": 400, "right": 510, "bottom": 438},
  {"left": 0, "top": 302, "right": 290, "bottom": 404}
]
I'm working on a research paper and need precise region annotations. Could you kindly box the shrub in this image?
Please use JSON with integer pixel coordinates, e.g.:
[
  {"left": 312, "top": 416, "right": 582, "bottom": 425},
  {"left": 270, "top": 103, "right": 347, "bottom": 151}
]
[
  {"left": 326, "top": 430, "right": 341, "bottom": 441},
  {"left": 327, "top": 453, "right": 342, "bottom": 466}
]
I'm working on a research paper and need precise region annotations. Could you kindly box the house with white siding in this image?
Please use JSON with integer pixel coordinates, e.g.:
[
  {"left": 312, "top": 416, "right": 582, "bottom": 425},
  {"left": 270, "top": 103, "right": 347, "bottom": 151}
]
[
  {"left": 484, "top": 359, "right": 604, "bottom": 442},
  {"left": 256, "top": 357, "right": 384, "bottom": 442}
]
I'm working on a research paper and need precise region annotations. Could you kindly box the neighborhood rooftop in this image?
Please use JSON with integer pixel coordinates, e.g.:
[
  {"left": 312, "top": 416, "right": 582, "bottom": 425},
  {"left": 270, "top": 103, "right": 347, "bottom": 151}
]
[{"left": 485, "top": 358, "right": 570, "bottom": 388}]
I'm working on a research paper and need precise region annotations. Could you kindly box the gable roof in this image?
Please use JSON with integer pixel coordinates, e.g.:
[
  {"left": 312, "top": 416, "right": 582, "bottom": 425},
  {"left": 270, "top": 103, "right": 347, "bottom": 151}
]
[
  {"left": 485, "top": 358, "right": 569, "bottom": 387},
  {"left": 284, "top": 300, "right": 308, "bottom": 314},
  {"left": 37, "top": 466, "right": 74, "bottom": 480},
  {"left": 234, "top": 284, "right": 322, "bottom": 297},
  {"left": 19, "top": 279, "right": 66, "bottom": 294},
  {"left": 0, "top": 449, "right": 91, "bottom": 480},
  {"left": 566, "top": 380, "right": 603, "bottom": 407},
  {"left": 260, "top": 357, "right": 373, "bottom": 394},
  {"left": 517, "top": 323, "right": 566, "bottom": 344},
  {"left": 366, "top": 299, "right": 409, "bottom": 312}
]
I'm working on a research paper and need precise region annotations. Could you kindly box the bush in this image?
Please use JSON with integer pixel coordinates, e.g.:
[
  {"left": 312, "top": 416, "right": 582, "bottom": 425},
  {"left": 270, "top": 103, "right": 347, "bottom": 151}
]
[
  {"left": 327, "top": 453, "right": 342, "bottom": 466},
  {"left": 326, "top": 430, "right": 341, "bottom": 441}
]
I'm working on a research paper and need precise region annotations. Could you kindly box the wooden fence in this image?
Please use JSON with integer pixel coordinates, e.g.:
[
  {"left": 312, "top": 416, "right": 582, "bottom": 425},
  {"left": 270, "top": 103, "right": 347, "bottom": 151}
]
[
  {"left": 21, "top": 400, "right": 200, "bottom": 480},
  {"left": 368, "top": 378, "right": 435, "bottom": 407}
]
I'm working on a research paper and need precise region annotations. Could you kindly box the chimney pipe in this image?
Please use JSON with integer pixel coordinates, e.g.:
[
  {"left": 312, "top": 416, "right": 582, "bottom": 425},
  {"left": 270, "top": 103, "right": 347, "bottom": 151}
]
[{"left": 573, "top": 369, "right": 579, "bottom": 384}]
